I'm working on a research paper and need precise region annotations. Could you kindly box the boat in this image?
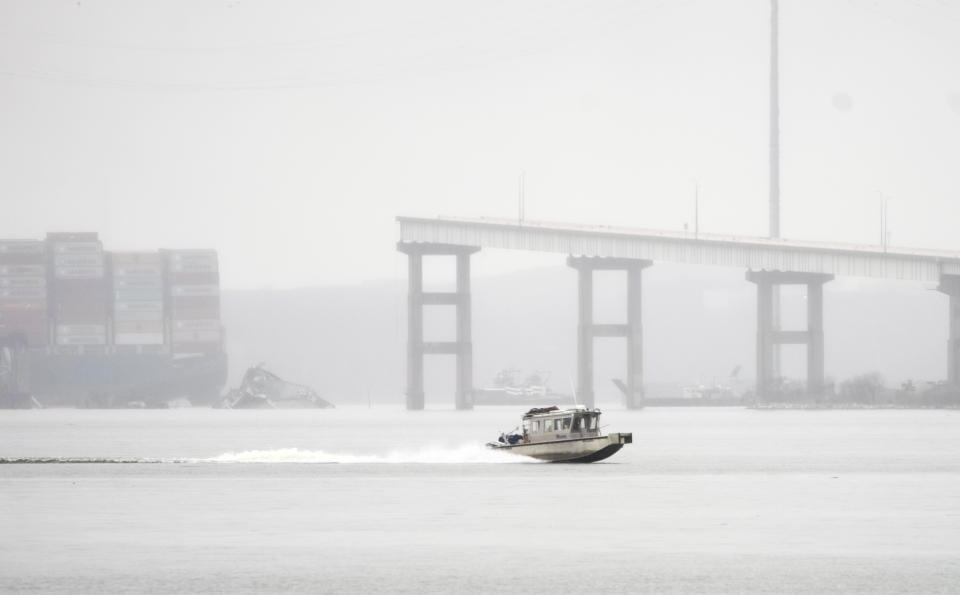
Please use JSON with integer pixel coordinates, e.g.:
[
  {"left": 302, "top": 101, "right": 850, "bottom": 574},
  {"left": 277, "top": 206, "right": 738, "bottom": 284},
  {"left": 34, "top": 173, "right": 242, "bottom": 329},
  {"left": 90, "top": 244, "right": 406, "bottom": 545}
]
[
  {"left": 486, "top": 405, "right": 632, "bottom": 463},
  {"left": 472, "top": 369, "right": 572, "bottom": 406}
]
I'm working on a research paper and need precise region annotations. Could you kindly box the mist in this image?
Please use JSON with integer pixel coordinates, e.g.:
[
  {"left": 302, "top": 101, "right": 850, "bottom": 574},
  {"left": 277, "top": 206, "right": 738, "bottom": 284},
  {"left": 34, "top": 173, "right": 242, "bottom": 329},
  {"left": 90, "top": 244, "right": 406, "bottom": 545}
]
[{"left": 3, "top": 1, "right": 960, "bottom": 594}]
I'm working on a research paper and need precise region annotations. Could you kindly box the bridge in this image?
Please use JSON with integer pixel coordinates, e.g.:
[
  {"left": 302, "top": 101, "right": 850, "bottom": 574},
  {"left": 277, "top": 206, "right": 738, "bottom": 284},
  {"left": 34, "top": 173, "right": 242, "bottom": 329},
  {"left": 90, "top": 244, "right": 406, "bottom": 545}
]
[{"left": 397, "top": 215, "right": 960, "bottom": 409}]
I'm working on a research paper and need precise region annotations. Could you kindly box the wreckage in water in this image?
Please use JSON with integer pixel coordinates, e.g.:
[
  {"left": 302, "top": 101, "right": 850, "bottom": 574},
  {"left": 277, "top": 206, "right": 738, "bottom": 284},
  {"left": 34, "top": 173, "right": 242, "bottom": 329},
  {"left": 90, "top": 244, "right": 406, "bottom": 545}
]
[
  {"left": 486, "top": 405, "right": 632, "bottom": 463},
  {"left": 218, "top": 364, "right": 333, "bottom": 409}
]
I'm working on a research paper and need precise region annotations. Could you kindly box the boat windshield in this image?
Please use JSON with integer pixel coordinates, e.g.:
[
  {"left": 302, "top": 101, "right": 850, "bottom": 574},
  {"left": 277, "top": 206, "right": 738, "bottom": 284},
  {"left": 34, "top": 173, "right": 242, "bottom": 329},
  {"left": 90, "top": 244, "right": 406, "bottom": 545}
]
[{"left": 523, "top": 411, "right": 598, "bottom": 435}]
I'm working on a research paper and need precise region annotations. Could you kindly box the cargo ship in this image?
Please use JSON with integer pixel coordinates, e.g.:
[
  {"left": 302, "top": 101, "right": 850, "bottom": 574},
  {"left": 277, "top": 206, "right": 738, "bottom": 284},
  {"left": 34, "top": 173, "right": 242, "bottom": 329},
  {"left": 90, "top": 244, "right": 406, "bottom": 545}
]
[{"left": 0, "top": 233, "right": 227, "bottom": 407}]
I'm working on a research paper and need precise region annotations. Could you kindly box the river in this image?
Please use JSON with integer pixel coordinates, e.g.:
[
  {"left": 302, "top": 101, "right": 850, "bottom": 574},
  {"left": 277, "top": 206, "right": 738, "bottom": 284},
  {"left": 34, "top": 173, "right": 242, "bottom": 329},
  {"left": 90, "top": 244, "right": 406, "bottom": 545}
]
[{"left": 2, "top": 407, "right": 959, "bottom": 593}]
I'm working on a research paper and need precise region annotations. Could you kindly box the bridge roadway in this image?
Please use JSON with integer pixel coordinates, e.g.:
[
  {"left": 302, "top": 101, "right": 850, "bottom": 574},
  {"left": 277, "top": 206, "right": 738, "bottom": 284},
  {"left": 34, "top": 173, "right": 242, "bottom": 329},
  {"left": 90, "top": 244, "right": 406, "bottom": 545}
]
[{"left": 396, "top": 215, "right": 960, "bottom": 409}]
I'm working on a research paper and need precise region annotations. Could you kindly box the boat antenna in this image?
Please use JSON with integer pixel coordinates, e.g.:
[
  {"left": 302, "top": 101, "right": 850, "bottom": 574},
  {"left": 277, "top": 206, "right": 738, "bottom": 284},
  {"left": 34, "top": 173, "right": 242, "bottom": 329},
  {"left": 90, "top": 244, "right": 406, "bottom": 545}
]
[{"left": 568, "top": 375, "right": 579, "bottom": 407}]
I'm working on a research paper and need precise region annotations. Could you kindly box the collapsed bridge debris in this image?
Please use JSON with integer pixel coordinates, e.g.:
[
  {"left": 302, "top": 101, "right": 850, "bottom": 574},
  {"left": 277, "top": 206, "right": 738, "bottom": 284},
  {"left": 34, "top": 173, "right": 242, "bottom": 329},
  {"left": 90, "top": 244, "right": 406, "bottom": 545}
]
[{"left": 218, "top": 364, "right": 334, "bottom": 409}]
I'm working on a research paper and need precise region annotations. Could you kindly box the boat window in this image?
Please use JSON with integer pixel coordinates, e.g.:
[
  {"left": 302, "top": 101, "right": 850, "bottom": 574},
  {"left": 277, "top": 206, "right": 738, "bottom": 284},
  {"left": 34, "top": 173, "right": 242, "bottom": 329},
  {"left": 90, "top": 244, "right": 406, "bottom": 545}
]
[
  {"left": 584, "top": 415, "right": 596, "bottom": 430},
  {"left": 572, "top": 417, "right": 582, "bottom": 431},
  {"left": 562, "top": 417, "right": 571, "bottom": 430},
  {"left": 554, "top": 418, "right": 562, "bottom": 431}
]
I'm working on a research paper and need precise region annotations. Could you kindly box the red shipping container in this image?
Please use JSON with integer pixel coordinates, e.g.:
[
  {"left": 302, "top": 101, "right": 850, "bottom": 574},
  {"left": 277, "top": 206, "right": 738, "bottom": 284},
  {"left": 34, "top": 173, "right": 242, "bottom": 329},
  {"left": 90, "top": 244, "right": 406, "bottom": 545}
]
[
  {"left": 52, "top": 279, "right": 107, "bottom": 312},
  {"left": 0, "top": 310, "right": 49, "bottom": 346},
  {"left": 54, "top": 297, "right": 108, "bottom": 318},
  {"left": 53, "top": 277, "right": 107, "bottom": 292},
  {"left": 0, "top": 300, "right": 47, "bottom": 313}
]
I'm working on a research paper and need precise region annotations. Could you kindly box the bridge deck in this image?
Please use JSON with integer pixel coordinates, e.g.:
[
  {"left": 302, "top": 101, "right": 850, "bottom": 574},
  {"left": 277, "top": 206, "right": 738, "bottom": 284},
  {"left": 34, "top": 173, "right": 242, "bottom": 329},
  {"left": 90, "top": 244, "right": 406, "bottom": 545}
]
[{"left": 398, "top": 216, "right": 960, "bottom": 283}]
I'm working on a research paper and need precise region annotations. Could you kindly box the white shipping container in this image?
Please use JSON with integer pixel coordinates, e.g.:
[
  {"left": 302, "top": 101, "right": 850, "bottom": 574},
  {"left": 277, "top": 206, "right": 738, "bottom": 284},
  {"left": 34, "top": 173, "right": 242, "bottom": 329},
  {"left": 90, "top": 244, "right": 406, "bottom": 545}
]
[
  {"left": 169, "top": 285, "right": 219, "bottom": 297},
  {"left": 113, "top": 265, "right": 163, "bottom": 277},
  {"left": 56, "top": 334, "right": 106, "bottom": 346},
  {"left": 113, "top": 277, "right": 162, "bottom": 289},
  {"left": 0, "top": 276, "right": 45, "bottom": 288},
  {"left": 114, "top": 301, "right": 163, "bottom": 312},
  {"left": 166, "top": 250, "right": 217, "bottom": 262},
  {"left": 0, "top": 241, "right": 45, "bottom": 255},
  {"left": 172, "top": 329, "right": 221, "bottom": 343},
  {"left": 113, "top": 332, "right": 164, "bottom": 345},
  {"left": 55, "top": 266, "right": 105, "bottom": 279},
  {"left": 172, "top": 319, "right": 220, "bottom": 331},
  {"left": 0, "top": 287, "right": 46, "bottom": 299},
  {"left": 114, "top": 320, "right": 163, "bottom": 333},
  {"left": 56, "top": 324, "right": 107, "bottom": 335},
  {"left": 169, "top": 261, "right": 218, "bottom": 274},
  {"left": 110, "top": 252, "right": 162, "bottom": 265},
  {"left": 113, "top": 310, "right": 164, "bottom": 322},
  {"left": 114, "top": 289, "right": 163, "bottom": 302},
  {"left": 53, "top": 242, "right": 102, "bottom": 255},
  {"left": 0, "top": 265, "right": 45, "bottom": 277},
  {"left": 54, "top": 253, "right": 104, "bottom": 268}
]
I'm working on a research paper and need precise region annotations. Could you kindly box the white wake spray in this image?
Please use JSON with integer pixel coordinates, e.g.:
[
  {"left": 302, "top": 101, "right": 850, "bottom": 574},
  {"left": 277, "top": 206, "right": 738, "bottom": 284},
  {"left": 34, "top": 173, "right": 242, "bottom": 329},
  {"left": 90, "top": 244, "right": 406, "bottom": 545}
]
[{"left": 201, "top": 443, "right": 536, "bottom": 464}]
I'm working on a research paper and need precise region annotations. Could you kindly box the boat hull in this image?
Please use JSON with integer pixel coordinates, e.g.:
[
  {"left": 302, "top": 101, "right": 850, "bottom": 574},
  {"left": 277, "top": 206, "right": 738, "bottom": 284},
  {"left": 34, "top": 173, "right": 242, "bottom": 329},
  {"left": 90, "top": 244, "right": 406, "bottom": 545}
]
[{"left": 487, "top": 432, "right": 632, "bottom": 463}]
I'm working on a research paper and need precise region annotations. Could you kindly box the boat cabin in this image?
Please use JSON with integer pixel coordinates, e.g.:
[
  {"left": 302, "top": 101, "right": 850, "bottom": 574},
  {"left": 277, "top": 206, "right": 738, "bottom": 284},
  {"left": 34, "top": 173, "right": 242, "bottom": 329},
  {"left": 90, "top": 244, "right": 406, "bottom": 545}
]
[{"left": 521, "top": 405, "right": 601, "bottom": 444}]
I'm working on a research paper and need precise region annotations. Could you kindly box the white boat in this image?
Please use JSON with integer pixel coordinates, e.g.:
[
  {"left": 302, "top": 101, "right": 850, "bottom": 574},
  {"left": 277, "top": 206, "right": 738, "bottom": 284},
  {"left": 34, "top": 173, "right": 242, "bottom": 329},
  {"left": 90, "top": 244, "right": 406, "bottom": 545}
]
[
  {"left": 486, "top": 405, "right": 632, "bottom": 463},
  {"left": 473, "top": 369, "right": 570, "bottom": 406}
]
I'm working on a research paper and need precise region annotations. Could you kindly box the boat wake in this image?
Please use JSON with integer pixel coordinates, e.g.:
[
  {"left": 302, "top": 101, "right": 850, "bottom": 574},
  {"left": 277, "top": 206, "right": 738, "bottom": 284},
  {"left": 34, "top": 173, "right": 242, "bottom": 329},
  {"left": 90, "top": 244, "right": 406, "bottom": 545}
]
[
  {"left": 202, "top": 444, "right": 535, "bottom": 464},
  {"left": 0, "top": 457, "right": 162, "bottom": 464},
  {"left": 1, "top": 445, "right": 537, "bottom": 465}
]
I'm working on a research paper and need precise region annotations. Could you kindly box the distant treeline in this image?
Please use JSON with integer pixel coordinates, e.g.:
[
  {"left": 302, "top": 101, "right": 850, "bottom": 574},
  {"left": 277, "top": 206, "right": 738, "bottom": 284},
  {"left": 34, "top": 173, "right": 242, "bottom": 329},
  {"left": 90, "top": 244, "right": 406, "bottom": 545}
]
[{"left": 750, "top": 373, "right": 960, "bottom": 408}]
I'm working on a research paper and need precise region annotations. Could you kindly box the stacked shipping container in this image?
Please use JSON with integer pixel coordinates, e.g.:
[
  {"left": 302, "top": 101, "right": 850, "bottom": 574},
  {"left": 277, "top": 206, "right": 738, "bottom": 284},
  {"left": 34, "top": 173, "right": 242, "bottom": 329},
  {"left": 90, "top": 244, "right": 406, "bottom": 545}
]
[
  {"left": 111, "top": 252, "right": 165, "bottom": 347},
  {"left": 0, "top": 240, "right": 49, "bottom": 346},
  {"left": 0, "top": 234, "right": 222, "bottom": 356},
  {"left": 165, "top": 250, "right": 222, "bottom": 354},
  {"left": 48, "top": 233, "right": 108, "bottom": 348}
]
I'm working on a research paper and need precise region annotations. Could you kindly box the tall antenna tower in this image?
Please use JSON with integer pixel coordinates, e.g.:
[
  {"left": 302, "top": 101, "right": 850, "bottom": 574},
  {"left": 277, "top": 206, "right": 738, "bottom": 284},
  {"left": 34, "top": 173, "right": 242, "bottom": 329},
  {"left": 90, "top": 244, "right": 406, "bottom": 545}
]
[
  {"left": 769, "top": 0, "right": 780, "bottom": 239},
  {"left": 769, "top": 0, "right": 782, "bottom": 380}
]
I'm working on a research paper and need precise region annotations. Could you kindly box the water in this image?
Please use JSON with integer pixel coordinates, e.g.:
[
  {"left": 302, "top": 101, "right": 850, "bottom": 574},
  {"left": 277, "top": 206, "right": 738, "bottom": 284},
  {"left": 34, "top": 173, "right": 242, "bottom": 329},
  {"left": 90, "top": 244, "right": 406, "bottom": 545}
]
[{"left": 3, "top": 407, "right": 960, "bottom": 593}]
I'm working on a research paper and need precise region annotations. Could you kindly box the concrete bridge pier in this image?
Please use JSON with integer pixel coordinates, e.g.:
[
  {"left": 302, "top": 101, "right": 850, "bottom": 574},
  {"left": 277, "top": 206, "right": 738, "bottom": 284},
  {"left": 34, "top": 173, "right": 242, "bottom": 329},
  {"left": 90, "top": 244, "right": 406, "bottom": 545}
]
[
  {"left": 397, "top": 242, "right": 480, "bottom": 410},
  {"left": 937, "top": 275, "right": 960, "bottom": 384},
  {"left": 747, "top": 270, "right": 833, "bottom": 400},
  {"left": 567, "top": 257, "right": 652, "bottom": 409}
]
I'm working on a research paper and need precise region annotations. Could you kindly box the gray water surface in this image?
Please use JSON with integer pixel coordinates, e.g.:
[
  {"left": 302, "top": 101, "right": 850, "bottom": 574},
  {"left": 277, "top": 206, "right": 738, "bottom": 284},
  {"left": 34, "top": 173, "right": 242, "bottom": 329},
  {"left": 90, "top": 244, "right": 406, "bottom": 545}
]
[{"left": 2, "top": 407, "right": 960, "bottom": 593}]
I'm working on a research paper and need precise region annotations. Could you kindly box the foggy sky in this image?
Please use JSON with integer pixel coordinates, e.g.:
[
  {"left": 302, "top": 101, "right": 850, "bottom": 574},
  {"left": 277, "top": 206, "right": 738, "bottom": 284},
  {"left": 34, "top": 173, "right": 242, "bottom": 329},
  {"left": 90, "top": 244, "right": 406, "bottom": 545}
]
[{"left": 1, "top": 0, "right": 959, "bottom": 289}]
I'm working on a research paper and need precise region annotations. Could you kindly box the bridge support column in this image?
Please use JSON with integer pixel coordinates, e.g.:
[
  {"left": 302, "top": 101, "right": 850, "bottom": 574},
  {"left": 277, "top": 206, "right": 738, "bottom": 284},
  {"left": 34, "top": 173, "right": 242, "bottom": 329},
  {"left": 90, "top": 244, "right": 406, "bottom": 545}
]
[
  {"left": 746, "top": 270, "right": 833, "bottom": 400},
  {"left": 568, "top": 257, "right": 652, "bottom": 409},
  {"left": 937, "top": 275, "right": 960, "bottom": 384},
  {"left": 397, "top": 242, "right": 480, "bottom": 410}
]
